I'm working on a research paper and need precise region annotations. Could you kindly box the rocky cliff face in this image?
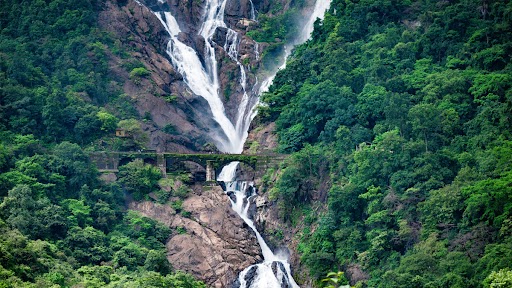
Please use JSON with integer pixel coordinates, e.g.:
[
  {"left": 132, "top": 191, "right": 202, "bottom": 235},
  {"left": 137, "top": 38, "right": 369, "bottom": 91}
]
[
  {"left": 99, "top": 0, "right": 209, "bottom": 152},
  {"left": 121, "top": 146, "right": 309, "bottom": 286},
  {"left": 97, "top": 0, "right": 315, "bottom": 152},
  {"left": 129, "top": 185, "right": 262, "bottom": 287}
]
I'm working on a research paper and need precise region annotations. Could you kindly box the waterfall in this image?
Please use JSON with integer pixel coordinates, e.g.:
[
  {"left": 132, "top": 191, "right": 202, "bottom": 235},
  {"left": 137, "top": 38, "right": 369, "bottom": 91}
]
[
  {"left": 298, "top": 0, "right": 332, "bottom": 44},
  {"left": 249, "top": 0, "right": 256, "bottom": 20},
  {"left": 139, "top": 0, "right": 330, "bottom": 153},
  {"left": 258, "top": 1, "right": 332, "bottom": 94},
  {"left": 134, "top": 0, "right": 332, "bottom": 286},
  {"left": 147, "top": 0, "right": 246, "bottom": 153},
  {"left": 216, "top": 3, "right": 332, "bottom": 287},
  {"left": 223, "top": 28, "right": 256, "bottom": 155},
  {"left": 218, "top": 162, "right": 300, "bottom": 288}
]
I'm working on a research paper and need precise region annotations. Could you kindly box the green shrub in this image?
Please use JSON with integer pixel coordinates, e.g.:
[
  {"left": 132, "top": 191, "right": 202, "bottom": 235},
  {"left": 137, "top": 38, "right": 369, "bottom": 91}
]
[{"left": 129, "top": 67, "right": 150, "bottom": 78}]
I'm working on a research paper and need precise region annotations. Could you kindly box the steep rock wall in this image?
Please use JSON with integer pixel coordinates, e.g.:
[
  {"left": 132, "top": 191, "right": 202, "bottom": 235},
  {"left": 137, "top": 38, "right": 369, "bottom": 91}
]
[
  {"left": 99, "top": 0, "right": 213, "bottom": 152},
  {"left": 129, "top": 185, "right": 262, "bottom": 287}
]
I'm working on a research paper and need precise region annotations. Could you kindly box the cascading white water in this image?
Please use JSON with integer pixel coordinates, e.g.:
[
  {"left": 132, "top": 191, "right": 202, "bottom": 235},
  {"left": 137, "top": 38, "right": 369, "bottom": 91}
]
[
  {"left": 147, "top": 0, "right": 248, "bottom": 152},
  {"left": 152, "top": 10, "right": 240, "bottom": 152},
  {"left": 218, "top": 162, "right": 299, "bottom": 288},
  {"left": 223, "top": 28, "right": 256, "bottom": 154},
  {"left": 248, "top": 0, "right": 256, "bottom": 20},
  {"left": 216, "top": 3, "right": 332, "bottom": 287},
  {"left": 139, "top": 0, "right": 330, "bottom": 153}
]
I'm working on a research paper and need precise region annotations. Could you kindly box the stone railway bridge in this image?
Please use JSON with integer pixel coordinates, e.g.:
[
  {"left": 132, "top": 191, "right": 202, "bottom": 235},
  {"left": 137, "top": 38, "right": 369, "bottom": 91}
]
[{"left": 89, "top": 151, "right": 287, "bottom": 181}]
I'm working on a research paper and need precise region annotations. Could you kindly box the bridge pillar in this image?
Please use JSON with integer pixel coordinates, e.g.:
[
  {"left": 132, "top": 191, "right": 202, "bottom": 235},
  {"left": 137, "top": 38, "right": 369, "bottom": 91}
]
[
  {"left": 206, "top": 160, "right": 215, "bottom": 182},
  {"left": 157, "top": 153, "right": 167, "bottom": 178}
]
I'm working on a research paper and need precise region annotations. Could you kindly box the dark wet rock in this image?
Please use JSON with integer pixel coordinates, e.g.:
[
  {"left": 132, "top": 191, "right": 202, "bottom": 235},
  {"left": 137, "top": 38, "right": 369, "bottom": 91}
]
[
  {"left": 227, "top": 191, "right": 237, "bottom": 202},
  {"left": 213, "top": 26, "right": 229, "bottom": 47},
  {"left": 231, "top": 277, "right": 241, "bottom": 288},
  {"left": 244, "top": 266, "right": 259, "bottom": 287},
  {"left": 271, "top": 261, "right": 292, "bottom": 288},
  {"left": 245, "top": 185, "right": 256, "bottom": 198},
  {"left": 218, "top": 181, "right": 227, "bottom": 191}
]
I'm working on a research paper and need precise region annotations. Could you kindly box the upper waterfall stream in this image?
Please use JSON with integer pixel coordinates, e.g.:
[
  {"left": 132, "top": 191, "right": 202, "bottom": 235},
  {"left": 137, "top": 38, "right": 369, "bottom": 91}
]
[{"left": 137, "top": 0, "right": 330, "bottom": 154}]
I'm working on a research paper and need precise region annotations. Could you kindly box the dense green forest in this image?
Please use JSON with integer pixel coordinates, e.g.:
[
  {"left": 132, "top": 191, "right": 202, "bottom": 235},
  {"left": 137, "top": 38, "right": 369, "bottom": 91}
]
[
  {"left": 2, "top": 0, "right": 512, "bottom": 287},
  {"left": 260, "top": 0, "right": 512, "bottom": 287},
  {"left": 0, "top": 0, "right": 204, "bottom": 286}
]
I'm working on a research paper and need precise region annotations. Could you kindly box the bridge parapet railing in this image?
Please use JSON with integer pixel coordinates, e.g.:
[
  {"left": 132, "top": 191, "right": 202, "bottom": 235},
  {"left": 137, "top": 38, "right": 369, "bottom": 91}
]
[{"left": 88, "top": 151, "right": 289, "bottom": 173}]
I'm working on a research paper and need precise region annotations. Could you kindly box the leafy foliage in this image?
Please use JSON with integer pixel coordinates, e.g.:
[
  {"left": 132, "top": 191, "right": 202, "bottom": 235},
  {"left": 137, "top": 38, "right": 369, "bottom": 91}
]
[
  {"left": 261, "top": 0, "right": 512, "bottom": 286},
  {"left": 118, "top": 159, "right": 162, "bottom": 201},
  {"left": 0, "top": 0, "right": 204, "bottom": 286}
]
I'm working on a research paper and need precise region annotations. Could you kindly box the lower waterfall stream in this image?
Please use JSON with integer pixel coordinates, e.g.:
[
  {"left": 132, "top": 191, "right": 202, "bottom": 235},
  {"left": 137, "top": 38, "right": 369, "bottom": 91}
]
[{"left": 218, "top": 162, "right": 299, "bottom": 288}]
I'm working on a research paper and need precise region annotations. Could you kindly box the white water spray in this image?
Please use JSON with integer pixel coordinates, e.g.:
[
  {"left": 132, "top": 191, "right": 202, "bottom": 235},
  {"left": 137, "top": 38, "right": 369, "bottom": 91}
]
[
  {"left": 299, "top": 0, "right": 332, "bottom": 44},
  {"left": 258, "top": 1, "right": 332, "bottom": 94}
]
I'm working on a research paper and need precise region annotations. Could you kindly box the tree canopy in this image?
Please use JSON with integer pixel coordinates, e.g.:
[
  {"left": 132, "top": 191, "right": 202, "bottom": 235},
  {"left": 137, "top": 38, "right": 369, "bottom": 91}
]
[
  {"left": 0, "top": 0, "right": 203, "bottom": 286},
  {"left": 260, "top": 0, "right": 512, "bottom": 286}
]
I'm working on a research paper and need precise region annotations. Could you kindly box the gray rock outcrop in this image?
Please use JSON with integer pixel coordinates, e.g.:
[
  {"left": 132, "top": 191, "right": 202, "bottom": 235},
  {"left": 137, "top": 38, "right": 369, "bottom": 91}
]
[{"left": 128, "top": 185, "right": 262, "bottom": 287}]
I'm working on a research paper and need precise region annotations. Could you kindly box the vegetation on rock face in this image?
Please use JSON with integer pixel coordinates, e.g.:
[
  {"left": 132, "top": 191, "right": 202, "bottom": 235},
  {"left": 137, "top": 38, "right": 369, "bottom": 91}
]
[
  {"left": 0, "top": 0, "right": 204, "bottom": 286},
  {"left": 0, "top": 137, "right": 203, "bottom": 286},
  {"left": 118, "top": 159, "right": 162, "bottom": 201},
  {"left": 260, "top": 0, "right": 512, "bottom": 286}
]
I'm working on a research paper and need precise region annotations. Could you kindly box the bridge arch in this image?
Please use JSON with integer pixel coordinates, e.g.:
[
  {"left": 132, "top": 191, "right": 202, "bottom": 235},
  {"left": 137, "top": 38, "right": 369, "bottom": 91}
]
[
  {"left": 166, "top": 159, "right": 207, "bottom": 182},
  {"left": 117, "top": 153, "right": 158, "bottom": 169},
  {"left": 89, "top": 152, "right": 287, "bottom": 182}
]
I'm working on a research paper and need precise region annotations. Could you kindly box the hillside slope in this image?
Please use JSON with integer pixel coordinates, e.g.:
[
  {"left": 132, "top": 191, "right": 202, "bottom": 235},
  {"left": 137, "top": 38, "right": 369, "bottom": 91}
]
[{"left": 258, "top": 0, "right": 512, "bottom": 286}]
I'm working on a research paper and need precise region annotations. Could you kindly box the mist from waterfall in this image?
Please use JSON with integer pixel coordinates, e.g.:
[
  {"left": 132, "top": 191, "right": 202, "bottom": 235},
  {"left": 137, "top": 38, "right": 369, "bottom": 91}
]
[
  {"left": 299, "top": 0, "right": 333, "bottom": 44},
  {"left": 258, "top": 0, "right": 332, "bottom": 95}
]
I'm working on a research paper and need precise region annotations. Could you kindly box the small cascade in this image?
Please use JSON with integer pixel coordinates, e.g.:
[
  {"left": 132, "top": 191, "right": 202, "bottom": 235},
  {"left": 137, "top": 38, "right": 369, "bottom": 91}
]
[
  {"left": 223, "top": 28, "right": 255, "bottom": 151},
  {"left": 218, "top": 162, "right": 300, "bottom": 288},
  {"left": 254, "top": 43, "right": 260, "bottom": 61},
  {"left": 249, "top": 0, "right": 256, "bottom": 20},
  {"left": 224, "top": 29, "right": 241, "bottom": 61}
]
